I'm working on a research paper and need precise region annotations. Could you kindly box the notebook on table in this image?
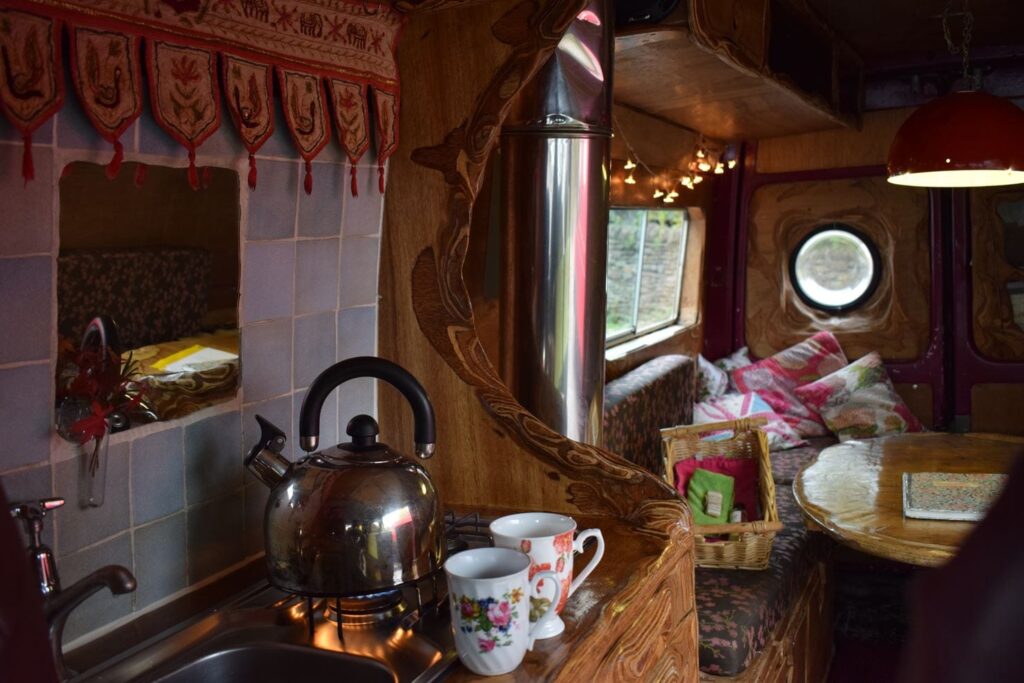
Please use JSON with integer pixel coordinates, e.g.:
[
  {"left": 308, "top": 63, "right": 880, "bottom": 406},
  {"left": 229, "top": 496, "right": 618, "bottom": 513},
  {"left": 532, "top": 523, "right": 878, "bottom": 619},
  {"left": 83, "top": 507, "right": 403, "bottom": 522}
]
[{"left": 902, "top": 472, "right": 1009, "bottom": 521}]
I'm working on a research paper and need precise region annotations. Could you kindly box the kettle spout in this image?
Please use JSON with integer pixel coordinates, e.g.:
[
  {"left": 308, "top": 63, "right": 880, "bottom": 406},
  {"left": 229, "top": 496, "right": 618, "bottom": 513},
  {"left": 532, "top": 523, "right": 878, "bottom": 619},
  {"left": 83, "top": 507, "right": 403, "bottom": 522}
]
[{"left": 245, "top": 415, "right": 290, "bottom": 488}]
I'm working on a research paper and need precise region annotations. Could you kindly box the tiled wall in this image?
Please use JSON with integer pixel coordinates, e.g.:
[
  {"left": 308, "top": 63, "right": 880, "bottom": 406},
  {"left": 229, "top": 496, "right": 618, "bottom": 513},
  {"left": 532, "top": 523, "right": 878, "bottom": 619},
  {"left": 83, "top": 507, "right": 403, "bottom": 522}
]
[{"left": 0, "top": 82, "right": 385, "bottom": 644}]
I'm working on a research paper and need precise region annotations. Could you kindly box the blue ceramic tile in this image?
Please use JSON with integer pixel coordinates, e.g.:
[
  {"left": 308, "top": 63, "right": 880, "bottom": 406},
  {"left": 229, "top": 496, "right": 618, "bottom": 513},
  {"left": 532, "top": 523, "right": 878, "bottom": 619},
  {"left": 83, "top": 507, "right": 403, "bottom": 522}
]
[
  {"left": 246, "top": 159, "right": 298, "bottom": 240},
  {"left": 0, "top": 463, "right": 53, "bottom": 548},
  {"left": 0, "top": 256, "right": 52, "bottom": 363},
  {"left": 131, "top": 428, "right": 184, "bottom": 525},
  {"left": 187, "top": 490, "right": 244, "bottom": 584},
  {"left": 294, "top": 312, "right": 336, "bottom": 389},
  {"left": 342, "top": 166, "right": 384, "bottom": 237},
  {"left": 337, "top": 306, "right": 377, "bottom": 361},
  {"left": 0, "top": 145, "right": 54, "bottom": 255},
  {"left": 194, "top": 114, "right": 246, "bottom": 160},
  {"left": 292, "top": 389, "right": 339, "bottom": 459},
  {"left": 57, "top": 92, "right": 133, "bottom": 153},
  {"left": 137, "top": 99, "right": 183, "bottom": 158},
  {"left": 134, "top": 512, "right": 187, "bottom": 609},
  {"left": 243, "top": 483, "right": 269, "bottom": 557},
  {"left": 254, "top": 98, "right": 293, "bottom": 159},
  {"left": 337, "top": 377, "right": 377, "bottom": 427},
  {"left": 297, "top": 163, "right": 345, "bottom": 237},
  {"left": 184, "top": 412, "right": 243, "bottom": 507},
  {"left": 61, "top": 532, "right": 133, "bottom": 642},
  {"left": 0, "top": 114, "right": 53, "bottom": 143},
  {"left": 0, "top": 364, "right": 53, "bottom": 470},
  {"left": 242, "top": 241, "right": 295, "bottom": 324},
  {"left": 240, "top": 319, "right": 293, "bottom": 403},
  {"left": 54, "top": 442, "right": 130, "bottom": 555},
  {"left": 339, "top": 237, "right": 379, "bottom": 309},
  {"left": 241, "top": 395, "right": 293, "bottom": 466},
  {"left": 295, "top": 238, "right": 339, "bottom": 315}
]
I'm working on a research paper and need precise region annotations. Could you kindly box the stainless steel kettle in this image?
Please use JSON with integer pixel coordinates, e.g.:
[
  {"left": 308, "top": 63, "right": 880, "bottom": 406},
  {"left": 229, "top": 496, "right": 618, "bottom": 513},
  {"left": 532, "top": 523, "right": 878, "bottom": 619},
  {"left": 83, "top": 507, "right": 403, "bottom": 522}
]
[{"left": 245, "top": 356, "right": 443, "bottom": 597}]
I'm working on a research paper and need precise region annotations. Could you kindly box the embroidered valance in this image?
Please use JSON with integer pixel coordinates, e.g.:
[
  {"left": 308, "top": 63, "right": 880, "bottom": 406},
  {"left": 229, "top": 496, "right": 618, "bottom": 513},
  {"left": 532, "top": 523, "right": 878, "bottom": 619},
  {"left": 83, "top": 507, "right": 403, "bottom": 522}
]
[{"left": 0, "top": 1, "right": 404, "bottom": 193}]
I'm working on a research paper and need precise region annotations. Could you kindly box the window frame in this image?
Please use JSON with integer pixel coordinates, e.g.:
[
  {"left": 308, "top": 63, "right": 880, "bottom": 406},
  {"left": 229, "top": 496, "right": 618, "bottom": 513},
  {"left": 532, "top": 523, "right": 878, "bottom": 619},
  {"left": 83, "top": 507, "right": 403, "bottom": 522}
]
[
  {"left": 605, "top": 206, "right": 690, "bottom": 347},
  {"left": 788, "top": 223, "right": 882, "bottom": 313}
]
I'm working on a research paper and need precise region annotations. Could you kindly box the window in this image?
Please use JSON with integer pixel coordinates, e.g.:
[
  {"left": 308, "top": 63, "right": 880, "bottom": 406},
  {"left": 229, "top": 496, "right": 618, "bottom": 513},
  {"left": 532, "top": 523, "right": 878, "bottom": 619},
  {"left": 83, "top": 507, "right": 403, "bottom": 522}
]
[
  {"left": 606, "top": 208, "right": 689, "bottom": 344},
  {"left": 790, "top": 224, "right": 880, "bottom": 312}
]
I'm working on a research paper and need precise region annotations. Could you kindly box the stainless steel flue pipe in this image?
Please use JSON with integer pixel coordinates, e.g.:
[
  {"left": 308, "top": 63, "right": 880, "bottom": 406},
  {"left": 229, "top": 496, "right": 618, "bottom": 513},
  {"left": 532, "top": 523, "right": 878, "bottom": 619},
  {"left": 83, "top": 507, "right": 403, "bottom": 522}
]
[{"left": 500, "top": 0, "right": 612, "bottom": 446}]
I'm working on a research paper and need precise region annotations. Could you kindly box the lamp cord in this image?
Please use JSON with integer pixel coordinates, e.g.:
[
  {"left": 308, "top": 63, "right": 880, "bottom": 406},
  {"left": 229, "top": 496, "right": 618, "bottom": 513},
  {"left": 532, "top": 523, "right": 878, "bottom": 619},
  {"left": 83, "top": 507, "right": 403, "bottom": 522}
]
[{"left": 941, "top": 0, "right": 975, "bottom": 87}]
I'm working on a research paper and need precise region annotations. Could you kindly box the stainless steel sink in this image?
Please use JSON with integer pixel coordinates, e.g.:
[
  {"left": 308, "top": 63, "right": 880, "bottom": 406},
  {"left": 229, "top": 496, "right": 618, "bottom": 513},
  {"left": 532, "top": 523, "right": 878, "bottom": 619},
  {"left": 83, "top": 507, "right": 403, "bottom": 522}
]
[{"left": 71, "top": 583, "right": 457, "bottom": 683}]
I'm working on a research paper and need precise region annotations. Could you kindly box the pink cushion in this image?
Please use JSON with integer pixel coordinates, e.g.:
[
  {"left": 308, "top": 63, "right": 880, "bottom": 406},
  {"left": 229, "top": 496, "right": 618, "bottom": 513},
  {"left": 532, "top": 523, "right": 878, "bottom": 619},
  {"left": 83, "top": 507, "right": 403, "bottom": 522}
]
[
  {"left": 694, "top": 392, "right": 807, "bottom": 451},
  {"left": 674, "top": 455, "right": 760, "bottom": 520},
  {"left": 794, "top": 352, "right": 924, "bottom": 441},
  {"left": 731, "top": 331, "right": 848, "bottom": 437}
]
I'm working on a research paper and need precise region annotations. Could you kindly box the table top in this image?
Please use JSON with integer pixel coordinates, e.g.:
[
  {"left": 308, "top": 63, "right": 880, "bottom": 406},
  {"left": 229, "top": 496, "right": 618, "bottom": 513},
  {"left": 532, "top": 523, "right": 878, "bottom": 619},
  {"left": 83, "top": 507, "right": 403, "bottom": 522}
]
[{"left": 793, "top": 433, "right": 1024, "bottom": 566}]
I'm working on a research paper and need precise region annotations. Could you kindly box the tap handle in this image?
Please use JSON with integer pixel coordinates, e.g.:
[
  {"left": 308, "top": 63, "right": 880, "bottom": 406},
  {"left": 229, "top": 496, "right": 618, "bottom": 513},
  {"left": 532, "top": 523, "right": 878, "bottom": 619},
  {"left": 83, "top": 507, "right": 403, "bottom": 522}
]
[{"left": 9, "top": 498, "right": 63, "bottom": 548}]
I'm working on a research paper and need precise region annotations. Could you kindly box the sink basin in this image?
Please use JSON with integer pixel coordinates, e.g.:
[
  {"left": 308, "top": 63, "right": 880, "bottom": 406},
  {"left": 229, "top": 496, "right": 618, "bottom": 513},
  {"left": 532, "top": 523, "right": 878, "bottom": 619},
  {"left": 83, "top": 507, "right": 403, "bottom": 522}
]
[
  {"left": 72, "top": 584, "right": 457, "bottom": 683},
  {"left": 152, "top": 644, "right": 393, "bottom": 683}
]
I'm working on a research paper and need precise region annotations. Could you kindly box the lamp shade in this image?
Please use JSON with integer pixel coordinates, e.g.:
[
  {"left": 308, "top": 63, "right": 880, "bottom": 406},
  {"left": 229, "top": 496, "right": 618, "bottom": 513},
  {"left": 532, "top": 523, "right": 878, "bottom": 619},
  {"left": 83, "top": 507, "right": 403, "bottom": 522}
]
[{"left": 887, "top": 91, "right": 1024, "bottom": 187}]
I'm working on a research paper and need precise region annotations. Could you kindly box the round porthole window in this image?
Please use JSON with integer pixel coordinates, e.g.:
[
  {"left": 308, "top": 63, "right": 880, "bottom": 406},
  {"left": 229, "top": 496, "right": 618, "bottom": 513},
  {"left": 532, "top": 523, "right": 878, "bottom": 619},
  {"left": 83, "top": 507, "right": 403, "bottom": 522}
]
[{"left": 790, "top": 225, "right": 881, "bottom": 312}]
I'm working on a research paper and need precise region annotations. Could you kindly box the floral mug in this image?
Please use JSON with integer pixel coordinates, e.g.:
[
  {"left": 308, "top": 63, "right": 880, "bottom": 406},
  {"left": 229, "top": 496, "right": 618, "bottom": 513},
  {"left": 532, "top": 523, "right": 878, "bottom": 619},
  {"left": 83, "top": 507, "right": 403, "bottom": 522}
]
[
  {"left": 444, "top": 547, "right": 562, "bottom": 676},
  {"left": 490, "top": 512, "right": 606, "bottom": 639}
]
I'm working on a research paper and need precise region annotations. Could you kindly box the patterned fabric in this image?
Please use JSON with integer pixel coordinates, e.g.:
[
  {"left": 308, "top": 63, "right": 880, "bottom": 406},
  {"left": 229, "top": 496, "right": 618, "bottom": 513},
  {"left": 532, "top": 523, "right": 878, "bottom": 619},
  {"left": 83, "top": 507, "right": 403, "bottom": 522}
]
[
  {"left": 329, "top": 77, "right": 371, "bottom": 195},
  {"left": 278, "top": 67, "right": 330, "bottom": 194},
  {"left": 223, "top": 55, "right": 274, "bottom": 190},
  {"left": 732, "top": 331, "right": 849, "bottom": 437},
  {"left": 372, "top": 88, "right": 399, "bottom": 192},
  {"left": 694, "top": 392, "right": 807, "bottom": 451},
  {"left": 696, "top": 354, "right": 729, "bottom": 402},
  {"left": 794, "top": 352, "right": 924, "bottom": 441},
  {"left": 696, "top": 489, "right": 829, "bottom": 676},
  {"left": 714, "top": 347, "right": 752, "bottom": 393},
  {"left": 769, "top": 437, "right": 835, "bottom": 485},
  {"left": 603, "top": 355, "right": 695, "bottom": 477},
  {"left": 57, "top": 248, "right": 211, "bottom": 350}
]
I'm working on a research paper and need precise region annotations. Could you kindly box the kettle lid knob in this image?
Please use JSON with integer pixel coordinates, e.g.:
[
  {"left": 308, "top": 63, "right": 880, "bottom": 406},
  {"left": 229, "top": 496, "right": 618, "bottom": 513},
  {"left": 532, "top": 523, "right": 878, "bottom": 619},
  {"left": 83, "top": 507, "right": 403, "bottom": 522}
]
[{"left": 346, "top": 414, "right": 380, "bottom": 448}]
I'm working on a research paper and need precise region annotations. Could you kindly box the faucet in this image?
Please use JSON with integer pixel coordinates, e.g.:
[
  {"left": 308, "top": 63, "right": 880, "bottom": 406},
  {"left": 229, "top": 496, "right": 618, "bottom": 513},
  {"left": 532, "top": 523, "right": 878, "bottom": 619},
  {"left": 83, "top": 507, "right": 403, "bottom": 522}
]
[{"left": 10, "top": 497, "right": 137, "bottom": 680}]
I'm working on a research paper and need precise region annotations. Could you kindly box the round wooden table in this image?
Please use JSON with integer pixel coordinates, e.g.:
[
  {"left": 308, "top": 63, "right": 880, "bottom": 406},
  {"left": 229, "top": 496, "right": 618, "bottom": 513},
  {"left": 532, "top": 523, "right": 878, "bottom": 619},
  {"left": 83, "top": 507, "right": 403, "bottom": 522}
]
[{"left": 793, "top": 433, "right": 1024, "bottom": 566}]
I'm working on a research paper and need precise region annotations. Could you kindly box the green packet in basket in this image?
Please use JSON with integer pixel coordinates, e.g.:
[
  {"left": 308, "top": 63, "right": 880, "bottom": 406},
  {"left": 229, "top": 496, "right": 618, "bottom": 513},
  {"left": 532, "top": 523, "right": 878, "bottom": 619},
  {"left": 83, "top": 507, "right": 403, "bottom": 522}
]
[{"left": 687, "top": 468, "right": 735, "bottom": 526}]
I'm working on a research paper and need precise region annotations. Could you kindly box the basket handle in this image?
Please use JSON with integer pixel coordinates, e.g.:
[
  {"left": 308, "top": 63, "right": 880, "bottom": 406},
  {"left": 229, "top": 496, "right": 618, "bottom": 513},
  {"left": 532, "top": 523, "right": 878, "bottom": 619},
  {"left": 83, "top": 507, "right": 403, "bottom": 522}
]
[
  {"left": 694, "top": 519, "right": 784, "bottom": 535},
  {"left": 661, "top": 417, "right": 768, "bottom": 439}
]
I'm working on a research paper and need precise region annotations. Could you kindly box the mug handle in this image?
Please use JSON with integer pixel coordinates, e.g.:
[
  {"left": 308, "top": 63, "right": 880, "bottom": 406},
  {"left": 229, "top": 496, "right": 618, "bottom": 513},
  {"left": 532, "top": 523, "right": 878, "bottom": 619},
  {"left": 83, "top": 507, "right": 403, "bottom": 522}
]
[
  {"left": 527, "top": 570, "right": 562, "bottom": 650},
  {"left": 569, "top": 529, "right": 605, "bottom": 597}
]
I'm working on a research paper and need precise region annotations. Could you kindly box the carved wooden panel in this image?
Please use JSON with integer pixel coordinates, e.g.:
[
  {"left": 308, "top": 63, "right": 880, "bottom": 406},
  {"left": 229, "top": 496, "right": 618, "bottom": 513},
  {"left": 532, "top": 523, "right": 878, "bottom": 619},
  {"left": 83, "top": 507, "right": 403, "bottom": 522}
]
[
  {"left": 971, "top": 384, "right": 1024, "bottom": 435},
  {"left": 893, "top": 383, "right": 933, "bottom": 428},
  {"left": 745, "top": 177, "right": 930, "bottom": 361},
  {"left": 970, "top": 187, "right": 1024, "bottom": 361}
]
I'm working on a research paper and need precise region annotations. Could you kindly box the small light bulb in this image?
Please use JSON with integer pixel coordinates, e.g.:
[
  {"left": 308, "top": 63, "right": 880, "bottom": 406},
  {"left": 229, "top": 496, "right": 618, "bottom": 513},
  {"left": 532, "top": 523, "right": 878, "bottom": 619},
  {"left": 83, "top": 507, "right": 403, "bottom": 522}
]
[
  {"left": 653, "top": 188, "right": 665, "bottom": 199},
  {"left": 681, "top": 176, "right": 694, "bottom": 189},
  {"left": 727, "top": 159, "right": 737, "bottom": 169},
  {"left": 695, "top": 146, "right": 707, "bottom": 159},
  {"left": 693, "top": 174, "right": 704, "bottom": 184},
  {"left": 624, "top": 173, "right": 636, "bottom": 185},
  {"left": 667, "top": 189, "right": 679, "bottom": 198},
  {"left": 624, "top": 158, "right": 636, "bottom": 170},
  {"left": 714, "top": 162, "right": 725, "bottom": 174},
  {"left": 663, "top": 195, "right": 675, "bottom": 203},
  {"left": 698, "top": 160, "right": 712, "bottom": 172}
]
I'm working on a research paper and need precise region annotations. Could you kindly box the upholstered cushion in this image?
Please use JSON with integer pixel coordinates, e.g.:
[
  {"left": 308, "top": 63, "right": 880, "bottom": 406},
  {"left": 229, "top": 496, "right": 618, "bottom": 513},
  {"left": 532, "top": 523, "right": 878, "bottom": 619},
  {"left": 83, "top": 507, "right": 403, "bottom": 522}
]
[
  {"left": 732, "top": 332, "right": 848, "bottom": 437},
  {"left": 694, "top": 392, "right": 807, "bottom": 451},
  {"left": 714, "top": 347, "right": 752, "bottom": 392},
  {"left": 697, "top": 355, "right": 730, "bottom": 402},
  {"left": 603, "top": 355, "right": 695, "bottom": 476},
  {"left": 695, "top": 488, "right": 829, "bottom": 676},
  {"left": 794, "top": 352, "right": 924, "bottom": 441}
]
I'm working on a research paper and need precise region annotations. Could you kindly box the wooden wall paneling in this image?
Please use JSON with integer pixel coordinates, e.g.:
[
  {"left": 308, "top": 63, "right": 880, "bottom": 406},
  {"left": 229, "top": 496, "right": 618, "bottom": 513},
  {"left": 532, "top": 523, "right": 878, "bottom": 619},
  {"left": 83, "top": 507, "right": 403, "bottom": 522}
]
[
  {"left": 893, "top": 383, "right": 934, "bottom": 428},
  {"left": 970, "top": 187, "right": 1024, "bottom": 361},
  {"left": 971, "top": 384, "right": 1024, "bottom": 435},
  {"left": 754, "top": 108, "right": 914, "bottom": 174},
  {"left": 744, "top": 176, "right": 931, "bottom": 360}
]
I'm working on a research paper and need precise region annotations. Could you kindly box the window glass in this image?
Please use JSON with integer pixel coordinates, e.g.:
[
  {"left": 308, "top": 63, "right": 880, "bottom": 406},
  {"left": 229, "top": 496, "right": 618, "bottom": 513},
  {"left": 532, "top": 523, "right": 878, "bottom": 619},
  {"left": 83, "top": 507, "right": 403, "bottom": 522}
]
[
  {"left": 791, "top": 225, "right": 879, "bottom": 311},
  {"left": 606, "top": 208, "right": 688, "bottom": 344}
]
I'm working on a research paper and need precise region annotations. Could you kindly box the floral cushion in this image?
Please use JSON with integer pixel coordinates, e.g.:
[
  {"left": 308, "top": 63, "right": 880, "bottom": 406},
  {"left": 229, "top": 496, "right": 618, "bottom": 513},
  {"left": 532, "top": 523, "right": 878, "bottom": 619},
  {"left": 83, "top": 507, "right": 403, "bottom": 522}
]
[
  {"left": 603, "top": 355, "right": 695, "bottom": 476},
  {"left": 694, "top": 392, "right": 807, "bottom": 451},
  {"left": 697, "top": 355, "right": 730, "bottom": 402},
  {"left": 793, "top": 352, "right": 924, "bottom": 441},
  {"left": 714, "top": 347, "right": 752, "bottom": 392},
  {"left": 695, "top": 488, "right": 829, "bottom": 676},
  {"left": 731, "top": 332, "right": 848, "bottom": 437}
]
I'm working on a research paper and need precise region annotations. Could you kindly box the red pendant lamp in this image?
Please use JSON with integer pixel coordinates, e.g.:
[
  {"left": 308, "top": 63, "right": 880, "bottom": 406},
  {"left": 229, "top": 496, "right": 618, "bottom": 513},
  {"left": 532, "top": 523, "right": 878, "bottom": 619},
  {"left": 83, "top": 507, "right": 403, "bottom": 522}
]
[
  {"left": 887, "top": 91, "right": 1024, "bottom": 188},
  {"left": 887, "top": 0, "right": 1024, "bottom": 188}
]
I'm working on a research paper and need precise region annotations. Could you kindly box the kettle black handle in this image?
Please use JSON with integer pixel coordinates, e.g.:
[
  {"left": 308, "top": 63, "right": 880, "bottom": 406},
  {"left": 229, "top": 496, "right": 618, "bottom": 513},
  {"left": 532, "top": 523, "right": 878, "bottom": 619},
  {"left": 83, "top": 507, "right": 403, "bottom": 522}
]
[{"left": 299, "top": 357, "right": 436, "bottom": 458}]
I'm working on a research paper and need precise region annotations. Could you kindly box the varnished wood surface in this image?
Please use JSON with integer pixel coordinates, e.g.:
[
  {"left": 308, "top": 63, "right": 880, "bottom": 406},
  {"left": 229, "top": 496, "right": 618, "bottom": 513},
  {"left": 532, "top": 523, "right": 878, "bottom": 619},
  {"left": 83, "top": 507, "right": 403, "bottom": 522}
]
[
  {"left": 971, "top": 384, "right": 1024, "bottom": 436},
  {"left": 745, "top": 177, "right": 931, "bottom": 361},
  {"left": 794, "top": 434, "right": 1024, "bottom": 566},
  {"left": 446, "top": 508, "right": 696, "bottom": 682},
  {"left": 970, "top": 186, "right": 1024, "bottom": 362}
]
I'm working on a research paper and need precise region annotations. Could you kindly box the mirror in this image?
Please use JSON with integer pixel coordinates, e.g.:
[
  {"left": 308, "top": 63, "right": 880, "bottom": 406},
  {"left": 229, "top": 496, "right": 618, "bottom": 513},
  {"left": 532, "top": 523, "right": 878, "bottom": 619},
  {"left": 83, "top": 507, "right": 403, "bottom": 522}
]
[{"left": 56, "top": 161, "right": 240, "bottom": 428}]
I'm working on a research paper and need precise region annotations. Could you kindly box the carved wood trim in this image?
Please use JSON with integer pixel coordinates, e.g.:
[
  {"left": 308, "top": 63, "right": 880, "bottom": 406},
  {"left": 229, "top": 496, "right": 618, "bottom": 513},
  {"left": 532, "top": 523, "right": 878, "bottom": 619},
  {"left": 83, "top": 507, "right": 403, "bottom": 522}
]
[{"left": 970, "top": 186, "right": 1024, "bottom": 361}]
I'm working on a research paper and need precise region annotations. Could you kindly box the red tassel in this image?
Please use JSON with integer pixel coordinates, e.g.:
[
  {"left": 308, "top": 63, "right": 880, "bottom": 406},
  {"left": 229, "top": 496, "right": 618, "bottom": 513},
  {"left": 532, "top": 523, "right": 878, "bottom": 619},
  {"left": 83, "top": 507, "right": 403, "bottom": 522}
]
[
  {"left": 106, "top": 139, "right": 124, "bottom": 180},
  {"left": 187, "top": 149, "right": 199, "bottom": 190},
  {"left": 248, "top": 153, "right": 257, "bottom": 190},
  {"left": 304, "top": 159, "right": 313, "bottom": 195},
  {"left": 201, "top": 166, "right": 212, "bottom": 189},
  {"left": 350, "top": 165, "right": 358, "bottom": 197},
  {"left": 378, "top": 164, "right": 385, "bottom": 193},
  {"left": 134, "top": 163, "right": 149, "bottom": 187},
  {"left": 22, "top": 134, "right": 34, "bottom": 184}
]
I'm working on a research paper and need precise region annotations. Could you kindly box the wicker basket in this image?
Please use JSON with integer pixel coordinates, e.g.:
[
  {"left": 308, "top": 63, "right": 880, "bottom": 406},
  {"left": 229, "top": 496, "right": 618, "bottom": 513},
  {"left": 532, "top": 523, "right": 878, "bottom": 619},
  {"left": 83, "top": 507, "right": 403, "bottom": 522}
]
[{"left": 660, "top": 417, "right": 783, "bottom": 570}]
